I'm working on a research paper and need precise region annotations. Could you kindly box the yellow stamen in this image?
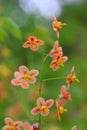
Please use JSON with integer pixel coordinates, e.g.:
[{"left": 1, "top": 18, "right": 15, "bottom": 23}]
[
  {"left": 57, "top": 22, "right": 63, "bottom": 29},
  {"left": 71, "top": 74, "right": 80, "bottom": 82},
  {"left": 31, "top": 42, "right": 37, "bottom": 48},
  {"left": 8, "top": 126, "right": 15, "bottom": 130},
  {"left": 59, "top": 107, "right": 67, "bottom": 114},
  {"left": 40, "top": 105, "right": 48, "bottom": 113},
  {"left": 24, "top": 74, "right": 32, "bottom": 81},
  {"left": 57, "top": 59, "right": 64, "bottom": 67},
  {"left": 56, "top": 21, "right": 66, "bottom": 30}
]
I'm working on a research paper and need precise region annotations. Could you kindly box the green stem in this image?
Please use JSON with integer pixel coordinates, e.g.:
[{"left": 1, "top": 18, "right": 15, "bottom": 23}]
[
  {"left": 43, "top": 53, "right": 50, "bottom": 62},
  {"left": 39, "top": 80, "right": 43, "bottom": 97},
  {"left": 43, "top": 76, "right": 66, "bottom": 81},
  {"left": 39, "top": 114, "right": 41, "bottom": 129},
  {"left": 38, "top": 54, "right": 44, "bottom": 130}
]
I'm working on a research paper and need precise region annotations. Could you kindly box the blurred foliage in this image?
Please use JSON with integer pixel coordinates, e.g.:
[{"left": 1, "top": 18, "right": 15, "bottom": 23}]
[{"left": 0, "top": 0, "right": 87, "bottom": 130}]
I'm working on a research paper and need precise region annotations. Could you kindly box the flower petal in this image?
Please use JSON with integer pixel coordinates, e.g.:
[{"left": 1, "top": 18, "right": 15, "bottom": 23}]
[
  {"left": 33, "top": 123, "right": 40, "bottom": 130},
  {"left": 62, "top": 56, "right": 68, "bottom": 63},
  {"left": 28, "top": 36, "right": 37, "bottom": 41},
  {"left": 70, "top": 66, "right": 75, "bottom": 75},
  {"left": 3, "top": 126, "right": 8, "bottom": 130},
  {"left": 14, "top": 72, "right": 21, "bottom": 78},
  {"left": 60, "top": 86, "right": 67, "bottom": 96},
  {"left": 23, "top": 122, "right": 33, "bottom": 130},
  {"left": 23, "top": 41, "right": 30, "bottom": 48},
  {"left": 50, "top": 60, "right": 59, "bottom": 71},
  {"left": 11, "top": 79, "right": 20, "bottom": 86},
  {"left": 58, "top": 98, "right": 66, "bottom": 106},
  {"left": 37, "top": 97, "right": 45, "bottom": 106},
  {"left": 29, "top": 77, "right": 36, "bottom": 84},
  {"left": 14, "top": 121, "right": 23, "bottom": 127},
  {"left": 20, "top": 82, "right": 29, "bottom": 89},
  {"left": 19, "top": 65, "right": 29, "bottom": 74},
  {"left": 36, "top": 39, "right": 44, "bottom": 45},
  {"left": 31, "top": 107, "right": 40, "bottom": 115},
  {"left": 29, "top": 70, "right": 39, "bottom": 76},
  {"left": 71, "top": 126, "right": 77, "bottom": 130},
  {"left": 45, "top": 99, "right": 54, "bottom": 108},
  {"left": 5, "top": 117, "right": 14, "bottom": 125}
]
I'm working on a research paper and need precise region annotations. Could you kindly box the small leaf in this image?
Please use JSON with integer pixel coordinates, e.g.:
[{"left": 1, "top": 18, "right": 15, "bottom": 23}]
[
  {"left": 2, "top": 17, "right": 22, "bottom": 39},
  {"left": 0, "top": 28, "right": 9, "bottom": 42}
]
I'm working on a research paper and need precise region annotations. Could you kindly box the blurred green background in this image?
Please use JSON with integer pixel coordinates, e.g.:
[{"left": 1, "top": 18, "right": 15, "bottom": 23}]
[{"left": 0, "top": 0, "right": 87, "bottom": 130}]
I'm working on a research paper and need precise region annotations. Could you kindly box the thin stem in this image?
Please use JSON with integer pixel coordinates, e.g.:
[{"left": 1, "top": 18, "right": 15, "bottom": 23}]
[
  {"left": 38, "top": 54, "right": 44, "bottom": 130},
  {"left": 39, "top": 114, "right": 41, "bottom": 129},
  {"left": 43, "top": 53, "right": 50, "bottom": 62},
  {"left": 43, "top": 76, "right": 66, "bottom": 81}
]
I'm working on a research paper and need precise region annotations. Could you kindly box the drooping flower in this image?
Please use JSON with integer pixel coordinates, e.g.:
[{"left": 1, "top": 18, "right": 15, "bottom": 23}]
[
  {"left": 33, "top": 123, "right": 40, "bottom": 130},
  {"left": 66, "top": 66, "right": 80, "bottom": 88},
  {"left": 49, "top": 41, "right": 68, "bottom": 71},
  {"left": 50, "top": 55, "right": 68, "bottom": 71},
  {"left": 58, "top": 86, "right": 71, "bottom": 106},
  {"left": 49, "top": 41, "right": 62, "bottom": 59},
  {"left": 71, "top": 126, "right": 77, "bottom": 130},
  {"left": 56, "top": 100, "right": 67, "bottom": 120},
  {"left": 31, "top": 97, "right": 54, "bottom": 116},
  {"left": 23, "top": 122, "right": 40, "bottom": 130},
  {"left": 23, "top": 122, "right": 34, "bottom": 130},
  {"left": 3, "top": 117, "right": 22, "bottom": 130},
  {"left": 52, "top": 16, "right": 66, "bottom": 37},
  {"left": 23, "top": 36, "right": 44, "bottom": 51},
  {"left": 11, "top": 65, "right": 39, "bottom": 89}
]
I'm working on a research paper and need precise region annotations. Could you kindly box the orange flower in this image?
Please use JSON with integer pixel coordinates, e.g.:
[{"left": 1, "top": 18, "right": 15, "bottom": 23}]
[
  {"left": 23, "top": 122, "right": 34, "bottom": 130},
  {"left": 23, "top": 122, "right": 40, "bottom": 130},
  {"left": 50, "top": 41, "right": 68, "bottom": 71},
  {"left": 33, "top": 123, "right": 40, "bottom": 130},
  {"left": 71, "top": 126, "right": 77, "bottom": 130},
  {"left": 52, "top": 16, "right": 66, "bottom": 37},
  {"left": 66, "top": 66, "right": 80, "bottom": 88},
  {"left": 58, "top": 86, "right": 71, "bottom": 106},
  {"left": 56, "top": 100, "right": 67, "bottom": 120},
  {"left": 3, "top": 117, "right": 22, "bottom": 130},
  {"left": 50, "top": 56, "right": 68, "bottom": 71},
  {"left": 11, "top": 65, "right": 39, "bottom": 89},
  {"left": 23, "top": 36, "right": 44, "bottom": 51},
  {"left": 31, "top": 97, "right": 54, "bottom": 116},
  {"left": 49, "top": 41, "right": 62, "bottom": 59}
]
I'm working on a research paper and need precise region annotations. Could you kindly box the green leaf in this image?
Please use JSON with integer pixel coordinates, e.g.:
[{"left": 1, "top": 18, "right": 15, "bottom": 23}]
[
  {"left": 0, "top": 28, "right": 9, "bottom": 42},
  {"left": 2, "top": 17, "right": 22, "bottom": 40}
]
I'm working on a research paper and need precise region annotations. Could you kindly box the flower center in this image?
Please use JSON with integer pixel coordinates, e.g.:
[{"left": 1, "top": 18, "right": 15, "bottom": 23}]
[
  {"left": 59, "top": 107, "right": 67, "bottom": 114},
  {"left": 8, "top": 126, "right": 15, "bottom": 130},
  {"left": 40, "top": 105, "right": 48, "bottom": 112},
  {"left": 71, "top": 74, "right": 77, "bottom": 82},
  {"left": 24, "top": 74, "right": 32, "bottom": 81},
  {"left": 57, "top": 21, "right": 63, "bottom": 30},
  {"left": 57, "top": 59, "right": 64, "bottom": 67},
  {"left": 31, "top": 42, "right": 37, "bottom": 49}
]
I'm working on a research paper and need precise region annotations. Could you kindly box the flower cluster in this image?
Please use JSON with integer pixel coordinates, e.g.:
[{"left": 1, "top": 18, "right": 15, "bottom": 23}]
[
  {"left": 3, "top": 117, "right": 40, "bottom": 130},
  {"left": 2, "top": 16, "right": 80, "bottom": 130},
  {"left": 56, "top": 66, "right": 79, "bottom": 120},
  {"left": 3, "top": 117, "right": 77, "bottom": 130},
  {"left": 50, "top": 41, "right": 68, "bottom": 71}
]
